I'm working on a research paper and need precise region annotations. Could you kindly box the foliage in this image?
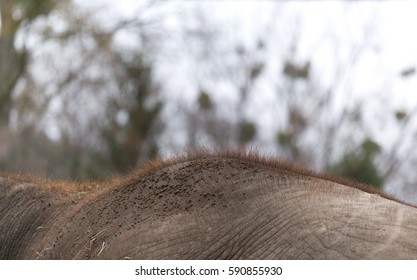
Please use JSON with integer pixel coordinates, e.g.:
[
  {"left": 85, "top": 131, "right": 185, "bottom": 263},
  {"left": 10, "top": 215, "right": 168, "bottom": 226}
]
[
  {"left": 327, "top": 139, "right": 383, "bottom": 188},
  {"left": 238, "top": 120, "right": 256, "bottom": 144},
  {"left": 102, "top": 52, "right": 162, "bottom": 172},
  {"left": 0, "top": 0, "right": 162, "bottom": 180},
  {"left": 0, "top": 0, "right": 62, "bottom": 124},
  {"left": 283, "top": 61, "right": 310, "bottom": 80},
  {"left": 198, "top": 90, "right": 213, "bottom": 111}
]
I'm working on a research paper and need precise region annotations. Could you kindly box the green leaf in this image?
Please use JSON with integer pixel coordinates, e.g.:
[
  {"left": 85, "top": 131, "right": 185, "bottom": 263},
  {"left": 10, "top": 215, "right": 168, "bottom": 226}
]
[
  {"left": 361, "top": 138, "right": 381, "bottom": 158},
  {"left": 238, "top": 120, "right": 256, "bottom": 143},
  {"left": 198, "top": 90, "right": 213, "bottom": 111},
  {"left": 276, "top": 131, "right": 292, "bottom": 147}
]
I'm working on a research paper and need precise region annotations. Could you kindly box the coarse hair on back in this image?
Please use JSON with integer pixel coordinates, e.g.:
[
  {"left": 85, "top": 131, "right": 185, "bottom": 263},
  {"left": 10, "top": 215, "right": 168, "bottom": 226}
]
[
  {"left": 125, "top": 147, "right": 405, "bottom": 205},
  {"left": 1, "top": 147, "right": 408, "bottom": 206}
]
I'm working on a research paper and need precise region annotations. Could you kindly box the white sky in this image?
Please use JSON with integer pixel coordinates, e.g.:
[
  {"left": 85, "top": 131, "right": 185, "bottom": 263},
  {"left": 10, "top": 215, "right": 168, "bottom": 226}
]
[
  {"left": 74, "top": 0, "right": 417, "bottom": 101},
  {"left": 58, "top": 0, "right": 417, "bottom": 141}
]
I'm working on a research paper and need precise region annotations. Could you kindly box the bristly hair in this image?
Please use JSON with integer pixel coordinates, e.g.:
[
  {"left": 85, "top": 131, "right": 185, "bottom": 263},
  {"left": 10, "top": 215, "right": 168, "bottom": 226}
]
[
  {"left": 123, "top": 147, "right": 410, "bottom": 206},
  {"left": 1, "top": 147, "right": 411, "bottom": 207}
]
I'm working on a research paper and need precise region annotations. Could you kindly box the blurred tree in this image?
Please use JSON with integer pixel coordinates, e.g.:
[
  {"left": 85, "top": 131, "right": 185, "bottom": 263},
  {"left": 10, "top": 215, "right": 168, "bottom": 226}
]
[
  {"left": 0, "top": 0, "right": 62, "bottom": 125},
  {"left": 102, "top": 52, "right": 162, "bottom": 173},
  {"left": 238, "top": 120, "right": 256, "bottom": 144},
  {"left": 0, "top": 0, "right": 164, "bottom": 180},
  {"left": 327, "top": 138, "right": 383, "bottom": 188},
  {"left": 0, "top": 0, "right": 66, "bottom": 176},
  {"left": 175, "top": 10, "right": 264, "bottom": 149},
  {"left": 198, "top": 90, "right": 213, "bottom": 111},
  {"left": 276, "top": 105, "right": 309, "bottom": 161},
  {"left": 283, "top": 61, "right": 310, "bottom": 80}
]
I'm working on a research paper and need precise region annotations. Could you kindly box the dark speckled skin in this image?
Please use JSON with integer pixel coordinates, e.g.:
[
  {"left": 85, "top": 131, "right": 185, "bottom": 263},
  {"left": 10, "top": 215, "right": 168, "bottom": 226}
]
[{"left": 2, "top": 151, "right": 417, "bottom": 259}]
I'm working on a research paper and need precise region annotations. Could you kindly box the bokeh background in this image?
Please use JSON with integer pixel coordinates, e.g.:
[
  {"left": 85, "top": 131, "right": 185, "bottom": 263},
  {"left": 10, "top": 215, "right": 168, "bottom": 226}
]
[{"left": 1, "top": 0, "right": 417, "bottom": 202}]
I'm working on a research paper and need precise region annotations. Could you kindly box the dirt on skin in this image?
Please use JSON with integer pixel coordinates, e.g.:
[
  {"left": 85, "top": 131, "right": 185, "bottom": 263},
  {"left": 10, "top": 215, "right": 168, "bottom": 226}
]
[{"left": 0, "top": 149, "right": 409, "bottom": 259}]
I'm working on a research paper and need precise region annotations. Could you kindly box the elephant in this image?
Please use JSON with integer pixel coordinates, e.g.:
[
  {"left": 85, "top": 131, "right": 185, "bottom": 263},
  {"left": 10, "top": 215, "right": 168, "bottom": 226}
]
[{"left": 1, "top": 150, "right": 417, "bottom": 259}]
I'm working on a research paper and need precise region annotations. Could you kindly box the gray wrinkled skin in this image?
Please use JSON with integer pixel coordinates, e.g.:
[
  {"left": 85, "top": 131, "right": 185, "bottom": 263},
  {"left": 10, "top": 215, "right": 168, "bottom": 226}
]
[{"left": 2, "top": 154, "right": 417, "bottom": 259}]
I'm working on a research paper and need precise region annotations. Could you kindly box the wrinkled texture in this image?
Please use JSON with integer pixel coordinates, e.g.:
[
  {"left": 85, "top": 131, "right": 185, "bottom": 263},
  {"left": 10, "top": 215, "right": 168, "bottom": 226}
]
[{"left": 1, "top": 151, "right": 417, "bottom": 259}]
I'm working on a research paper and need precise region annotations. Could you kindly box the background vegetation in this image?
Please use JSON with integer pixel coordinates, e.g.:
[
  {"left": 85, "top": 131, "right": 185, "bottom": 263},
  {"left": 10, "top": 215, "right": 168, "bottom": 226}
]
[{"left": 1, "top": 0, "right": 417, "bottom": 202}]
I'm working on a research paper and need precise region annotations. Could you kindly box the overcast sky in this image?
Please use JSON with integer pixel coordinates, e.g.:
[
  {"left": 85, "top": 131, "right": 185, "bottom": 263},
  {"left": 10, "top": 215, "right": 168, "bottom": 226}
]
[{"left": 75, "top": 0, "right": 417, "bottom": 102}]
